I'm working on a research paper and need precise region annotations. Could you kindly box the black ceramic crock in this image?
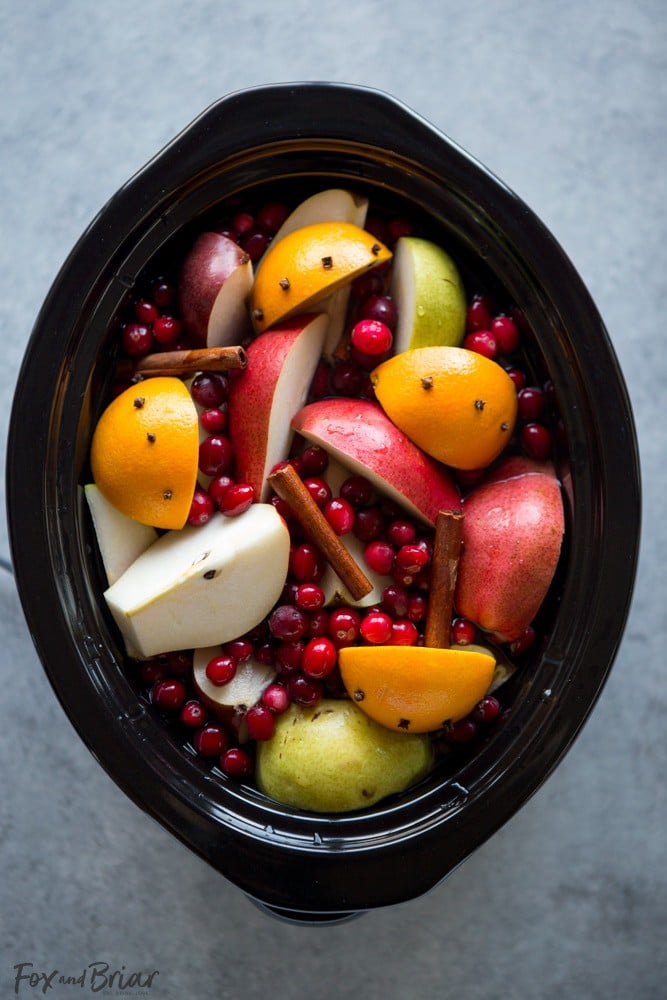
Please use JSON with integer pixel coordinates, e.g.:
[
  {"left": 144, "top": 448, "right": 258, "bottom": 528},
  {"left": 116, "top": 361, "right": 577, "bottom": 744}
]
[{"left": 6, "top": 83, "right": 640, "bottom": 922}]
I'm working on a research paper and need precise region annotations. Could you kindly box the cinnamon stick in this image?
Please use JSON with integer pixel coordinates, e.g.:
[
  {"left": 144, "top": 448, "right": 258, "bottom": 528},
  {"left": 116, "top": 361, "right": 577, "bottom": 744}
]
[
  {"left": 119, "top": 345, "right": 247, "bottom": 379},
  {"left": 268, "top": 463, "right": 373, "bottom": 602},
  {"left": 423, "top": 509, "right": 464, "bottom": 649}
]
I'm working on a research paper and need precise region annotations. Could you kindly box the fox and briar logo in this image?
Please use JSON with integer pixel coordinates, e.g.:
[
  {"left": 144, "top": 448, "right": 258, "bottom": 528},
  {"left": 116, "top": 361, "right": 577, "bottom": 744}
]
[{"left": 13, "top": 962, "right": 159, "bottom": 995}]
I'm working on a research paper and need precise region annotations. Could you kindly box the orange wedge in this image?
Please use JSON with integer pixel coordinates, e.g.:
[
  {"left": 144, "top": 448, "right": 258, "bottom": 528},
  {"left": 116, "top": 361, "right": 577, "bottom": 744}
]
[
  {"left": 338, "top": 644, "right": 496, "bottom": 733},
  {"left": 90, "top": 377, "right": 199, "bottom": 530},
  {"left": 250, "top": 221, "right": 392, "bottom": 333}
]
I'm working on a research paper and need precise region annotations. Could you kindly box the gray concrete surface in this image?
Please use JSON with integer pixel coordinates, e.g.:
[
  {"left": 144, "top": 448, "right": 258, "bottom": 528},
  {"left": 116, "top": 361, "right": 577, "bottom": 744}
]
[{"left": 1, "top": 1, "right": 665, "bottom": 998}]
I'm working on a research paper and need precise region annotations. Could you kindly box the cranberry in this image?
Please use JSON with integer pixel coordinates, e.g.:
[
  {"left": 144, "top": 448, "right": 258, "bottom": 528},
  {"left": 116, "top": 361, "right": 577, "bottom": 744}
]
[
  {"left": 330, "top": 360, "right": 364, "bottom": 397},
  {"left": 134, "top": 299, "right": 159, "bottom": 324},
  {"left": 239, "top": 227, "right": 270, "bottom": 262},
  {"left": 269, "top": 604, "right": 308, "bottom": 642},
  {"left": 219, "top": 483, "right": 255, "bottom": 516},
  {"left": 323, "top": 496, "right": 355, "bottom": 535},
  {"left": 386, "top": 520, "right": 416, "bottom": 546},
  {"left": 517, "top": 386, "right": 545, "bottom": 422},
  {"left": 389, "top": 619, "right": 419, "bottom": 645},
  {"left": 328, "top": 607, "right": 361, "bottom": 646},
  {"left": 261, "top": 683, "right": 290, "bottom": 714},
  {"left": 295, "top": 582, "right": 325, "bottom": 611},
  {"left": 491, "top": 314, "right": 520, "bottom": 354},
  {"left": 309, "top": 361, "right": 330, "bottom": 399},
  {"left": 275, "top": 641, "right": 305, "bottom": 676},
  {"left": 406, "top": 593, "right": 427, "bottom": 622},
  {"left": 151, "top": 678, "right": 186, "bottom": 712},
  {"left": 187, "top": 488, "right": 214, "bottom": 526},
  {"left": 299, "top": 445, "right": 329, "bottom": 476},
  {"left": 350, "top": 318, "right": 393, "bottom": 356},
  {"left": 466, "top": 293, "right": 494, "bottom": 331},
  {"left": 152, "top": 279, "right": 174, "bottom": 309},
  {"left": 122, "top": 322, "right": 154, "bottom": 357},
  {"left": 351, "top": 270, "right": 385, "bottom": 299},
  {"left": 445, "top": 719, "right": 479, "bottom": 744},
  {"left": 165, "top": 650, "right": 192, "bottom": 675},
  {"left": 520, "top": 423, "right": 552, "bottom": 460},
  {"left": 451, "top": 617, "right": 477, "bottom": 645},
  {"left": 199, "top": 435, "right": 234, "bottom": 477},
  {"left": 139, "top": 659, "right": 167, "bottom": 685},
  {"left": 287, "top": 674, "right": 323, "bottom": 707},
  {"left": 509, "top": 625, "right": 537, "bottom": 656},
  {"left": 306, "top": 609, "right": 330, "bottom": 638},
  {"left": 357, "top": 294, "right": 398, "bottom": 330},
  {"left": 382, "top": 584, "right": 409, "bottom": 618},
  {"left": 395, "top": 543, "right": 429, "bottom": 574},
  {"left": 302, "top": 637, "right": 337, "bottom": 679},
  {"left": 340, "top": 475, "right": 375, "bottom": 508},
  {"left": 360, "top": 611, "right": 393, "bottom": 644},
  {"left": 507, "top": 367, "right": 527, "bottom": 391},
  {"left": 364, "top": 539, "right": 395, "bottom": 575},
  {"left": 289, "top": 542, "right": 324, "bottom": 582},
  {"left": 464, "top": 329, "right": 498, "bottom": 359},
  {"left": 200, "top": 406, "right": 228, "bottom": 433},
  {"left": 152, "top": 314, "right": 182, "bottom": 345},
  {"left": 245, "top": 704, "right": 276, "bottom": 741},
  {"left": 205, "top": 654, "right": 237, "bottom": 686},
  {"left": 224, "top": 638, "right": 253, "bottom": 661},
  {"left": 208, "top": 474, "right": 234, "bottom": 508},
  {"left": 190, "top": 372, "right": 229, "bottom": 408},
  {"left": 387, "top": 217, "right": 414, "bottom": 242},
  {"left": 303, "top": 477, "right": 332, "bottom": 508},
  {"left": 353, "top": 506, "right": 385, "bottom": 542},
  {"left": 180, "top": 700, "right": 207, "bottom": 728},
  {"left": 231, "top": 211, "right": 254, "bottom": 237},
  {"left": 455, "top": 468, "right": 486, "bottom": 488},
  {"left": 255, "top": 201, "right": 290, "bottom": 233},
  {"left": 193, "top": 724, "right": 229, "bottom": 757},
  {"left": 473, "top": 695, "right": 501, "bottom": 722},
  {"left": 221, "top": 747, "right": 254, "bottom": 778},
  {"left": 254, "top": 641, "right": 275, "bottom": 666},
  {"left": 269, "top": 492, "right": 293, "bottom": 522}
]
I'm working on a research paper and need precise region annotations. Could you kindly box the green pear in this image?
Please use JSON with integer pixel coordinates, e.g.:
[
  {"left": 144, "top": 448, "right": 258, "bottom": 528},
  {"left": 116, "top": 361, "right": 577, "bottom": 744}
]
[
  {"left": 390, "top": 236, "right": 466, "bottom": 352},
  {"left": 256, "top": 700, "right": 433, "bottom": 813}
]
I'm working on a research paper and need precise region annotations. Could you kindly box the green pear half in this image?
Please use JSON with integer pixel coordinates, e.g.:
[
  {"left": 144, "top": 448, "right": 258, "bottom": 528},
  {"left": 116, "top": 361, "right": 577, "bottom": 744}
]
[
  {"left": 256, "top": 700, "right": 433, "bottom": 813},
  {"left": 390, "top": 236, "right": 466, "bottom": 352}
]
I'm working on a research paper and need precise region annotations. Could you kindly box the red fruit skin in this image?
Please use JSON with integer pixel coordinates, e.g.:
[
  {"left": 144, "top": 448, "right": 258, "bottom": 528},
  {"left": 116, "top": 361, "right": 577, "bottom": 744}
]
[
  {"left": 178, "top": 232, "right": 251, "bottom": 346},
  {"left": 455, "top": 462, "right": 565, "bottom": 642}
]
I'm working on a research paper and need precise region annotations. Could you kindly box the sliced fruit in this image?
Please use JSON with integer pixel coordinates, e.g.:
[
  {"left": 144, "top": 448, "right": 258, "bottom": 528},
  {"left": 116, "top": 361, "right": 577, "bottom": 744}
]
[
  {"left": 255, "top": 700, "right": 433, "bottom": 813},
  {"left": 250, "top": 221, "right": 391, "bottom": 333},
  {"left": 320, "top": 529, "right": 393, "bottom": 608},
  {"left": 390, "top": 236, "right": 466, "bottom": 352},
  {"left": 192, "top": 646, "right": 276, "bottom": 739},
  {"left": 291, "top": 398, "right": 460, "bottom": 526},
  {"left": 178, "top": 232, "right": 253, "bottom": 347},
  {"left": 227, "top": 313, "right": 328, "bottom": 500},
  {"left": 90, "top": 376, "right": 199, "bottom": 529},
  {"left": 338, "top": 644, "right": 496, "bottom": 733},
  {"left": 455, "top": 458, "right": 565, "bottom": 642},
  {"left": 83, "top": 484, "right": 157, "bottom": 586},
  {"left": 371, "top": 346, "right": 518, "bottom": 470},
  {"left": 104, "top": 503, "right": 290, "bottom": 657}
]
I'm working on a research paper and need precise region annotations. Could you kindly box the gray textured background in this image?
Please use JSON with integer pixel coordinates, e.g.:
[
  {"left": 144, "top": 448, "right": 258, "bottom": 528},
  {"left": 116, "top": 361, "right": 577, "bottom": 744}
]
[{"left": 2, "top": 2, "right": 665, "bottom": 998}]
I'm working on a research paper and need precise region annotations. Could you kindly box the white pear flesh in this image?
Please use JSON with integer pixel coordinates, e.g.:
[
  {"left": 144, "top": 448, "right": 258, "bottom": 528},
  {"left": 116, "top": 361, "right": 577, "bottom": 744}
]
[
  {"left": 192, "top": 646, "right": 277, "bottom": 738},
  {"left": 256, "top": 700, "right": 433, "bottom": 813},
  {"left": 84, "top": 484, "right": 157, "bottom": 586},
  {"left": 390, "top": 236, "right": 467, "bottom": 352},
  {"left": 104, "top": 504, "right": 290, "bottom": 658}
]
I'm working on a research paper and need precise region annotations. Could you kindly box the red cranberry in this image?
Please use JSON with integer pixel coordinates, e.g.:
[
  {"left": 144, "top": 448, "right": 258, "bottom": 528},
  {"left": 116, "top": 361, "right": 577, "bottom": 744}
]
[
  {"left": 451, "top": 617, "right": 477, "bottom": 645},
  {"left": 289, "top": 542, "right": 324, "bottom": 582},
  {"left": 205, "top": 654, "right": 237, "bottom": 686},
  {"left": 340, "top": 475, "right": 375, "bottom": 508},
  {"left": 139, "top": 659, "right": 167, "bottom": 685},
  {"left": 364, "top": 539, "right": 395, "bottom": 575},
  {"left": 466, "top": 293, "right": 494, "bottom": 331},
  {"left": 309, "top": 361, "right": 330, "bottom": 399},
  {"left": 200, "top": 406, "right": 228, "bottom": 433},
  {"left": 275, "top": 641, "right": 305, "bottom": 677},
  {"left": 151, "top": 678, "right": 186, "bottom": 712},
  {"left": 395, "top": 543, "right": 429, "bottom": 574},
  {"left": 199, "top": 435, "right": 233, "bottom": 477},
  {"left": 219, "top": 483, "right": 255, "bottom": 516},
  {"left": 152, "top": 314, "right": 182, "bottom": 345},
  {"left": 323, "top": 496, "right": 355, "bottom": 535},
  {"left": 254, "top": 641, "right": 275, "bottom": 666},
  {"left": 295, "top": 582, "right": 325, "bottom": 611},
  {"left": 208, "top": 474, "right": 234, "bottom": 508},
  {"left": 134, "top": 299, "right": 159, "bottom": 324},
  {"left": 224, "top": 638, "right": 253, "bottom": 661},
  {"left": 507, "top": 367, "right": 527, "bottom": 391},
  {"left": 360, "top": 611, "right": 393, "bottom": 644},
  {"left": 473, "top": 695, "right": 501, "bottom": 722},
  {"left": 287, "top": 674, "right": 323, "bottom": 707},
  {"left": 190, "top": 372, "right": 229, "bottom": 408},
  {"left": 330, "top": 360, "right": 364, "bottom": 397},
  {"left": 193, "top": 724, "right": 229, "bottom": 757},
  {"left": 387, "top": 217, "right": 414, "bottom": 242},
  {"left": 406, "top": 593, "right": 427, "bottom": 622},
  {"left": 221, "top": 747, "right": 253, "bottom": 778},
  {"left": 351, "top": 270, "right": 385, "bottom": 299},
  {"left": 389, "top": 619, "right": 419, "bottom": 645},
  {"left": 357, "top": 294, "right": 398, "bottom": 330},
  {"left": 387, "top": 520, "right": 416, "bottom": 546},
  {"left": 255, "top": 201, "right": 290, "bottom": 233},
  {"left": 180, "top": 700, "right": 207, "bottom": 728},
  {"left": 152, "top": 279, "right": 174, "bottom": 309},
  {"left": 302, "top": 477, "right": 332, "bottom": 508},
  {"left": 382, "top": 584, "right": 409, "bottom": 618},
  {"left": 306, "top": 609, "right": 330, "bottom": 638},
  {"left": 350, "top": 318, "right": 393, "bottom": 356},
  {"left": 187, "top": 488, "right": 214, "bottom": 526},
  {"left": 464, "top": 329, "right": 498, "bottom": 359},
  {"left": 245, "top": 704, "right": 276, "bottom": 741},
  {"left": 445, "top": 719, "right": 479, "bottom": 744},
  {"left": 353, "top": 506, "right": 385, "bottom": 542},
  {"left": 491, "top": 314, "right": 520, "bottom": 354},
  {"left": 269, "top": 605, "right": 308, "bottom": 642},
  {"left": 520, "top": 423, "right": 552, "bottom": 460},
  {"left": 231, "top": 211, "right": 254, "bottom": 237},
  {"left": 517, "top": 386, "right": 546, "bottom": 422},
  {"left": 165, "top": 650, "right": 192, "bottom": 675},
  {"left": 299, "top": 445, "right": 329, "bottom": 476},
  {"left": 302, "top": 637, "right": 337, "bottom": 679},
  {"left": 328, "top": 607, "right": 361, "bottom": 646},
  {"left": 122, "top": 322, "right": 154, "bottom": 357},
  {"left": 509, "top": 625, "right": 537, "bottom": 656},
  {"left": 261, "top": 683, "right": 290, "bottom": 714},
  {"left": 239, "top": 227, "right": 270, "bottom": 262}
]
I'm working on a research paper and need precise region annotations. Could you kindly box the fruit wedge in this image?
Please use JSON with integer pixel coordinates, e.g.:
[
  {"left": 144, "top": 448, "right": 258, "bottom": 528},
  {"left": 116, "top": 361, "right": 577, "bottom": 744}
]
[
  {"left": 390, "top": 236, "right": 467, "bottom": 352},
  {"left": 338, "top": 645, "right": 496, "bottom": 733},
  {"left": 178, "top": 232, "right": 254, "bottom": 347},
  {"left": 192, "top": 646, "right": 277, "bottom": 739},
  {"left": 84, "top": 484, "right": 157, "bottom": 586},
  {"left": 250, "top": 221, "right": 391, "bottom": 333}
]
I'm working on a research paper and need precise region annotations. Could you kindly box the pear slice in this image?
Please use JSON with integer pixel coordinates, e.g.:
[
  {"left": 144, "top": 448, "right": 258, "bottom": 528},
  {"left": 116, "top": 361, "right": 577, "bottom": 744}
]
[
  {"left": 84, "top": 484, "right": 157, "bottom": 586},
  {"left": 192, "top": 646, "right": 276, "bottom": 740},
  {"left": 104, "top": 504, "right": 290, "bottom": 658},
  {"left": 390, "top": 236, "right": 467, "bottom": 352}
]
